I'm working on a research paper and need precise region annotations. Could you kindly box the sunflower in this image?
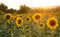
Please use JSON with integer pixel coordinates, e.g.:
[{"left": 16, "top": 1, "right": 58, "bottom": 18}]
[
  {"left": 13, "top": 14, "right": 23, "bottom": 20},
  {"left": 5, "top": 13, "right": 12, "bottom": 21},
  {"left": 17, "top": 14, "right": 23, "bottom": 17},
  {"left": 25, "top": 14, "right": 31, "bottom": 22},
  {"left": 27, "top": 14, "right": 31, "bottom": 17},
  {"left": 47, "top": 17, "right": 58, "bottom": 30},
  {"left": 32, "top": 13, "right": 42, "bottom": 23},
  {"left": 17, "top": 14, "right": 25, "bottom": 19},
  {"left": 39, "top": 23, "right": 44, "bottom": 28},
  {"left": 16, "top": 17, "right": 23, "bottom": 27},
  {"left": 26, "top": 16, "right": 31, "bottom": 23},
  {"left": 12, "top": 14, "right": 16, "bottom": 20}
]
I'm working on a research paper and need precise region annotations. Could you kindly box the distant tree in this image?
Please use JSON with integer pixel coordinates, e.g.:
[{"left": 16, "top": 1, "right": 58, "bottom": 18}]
[
  {"left": 0, "top": 3, "right": 8, "bottom": 12},
  {"left": 56, "top": 7, "right": 60, "bottom": 12},
  {"left": 6, "top": 8, "right": 16, "bottom": 13},
  {"left": 18, "top": 4, "right": 31, "bottom": 14}
]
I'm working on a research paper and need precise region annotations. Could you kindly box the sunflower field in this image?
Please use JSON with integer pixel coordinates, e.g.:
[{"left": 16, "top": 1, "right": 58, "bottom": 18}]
[{"left": 0, "top": 6, "right": 60, "bottom": 37}]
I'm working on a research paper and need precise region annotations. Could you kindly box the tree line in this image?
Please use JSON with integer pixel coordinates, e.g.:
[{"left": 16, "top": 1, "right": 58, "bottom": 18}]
[
  {"left": 0, "top": 3, "right": 60, "bottom": 14},
  {"left": 0, "top": 3, "right": 31, "bottom": 14}
]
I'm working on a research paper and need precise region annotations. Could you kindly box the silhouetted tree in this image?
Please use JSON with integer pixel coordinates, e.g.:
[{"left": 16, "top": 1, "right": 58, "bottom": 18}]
[
  {"left": 18, "top": 4, "right": 31, "bottom": 14},
  {"left": 6, "top": 8, "right": 16, "bottom": 13},
  {"left": 0, "top": 3, "right": 8, "bottom": 12}
]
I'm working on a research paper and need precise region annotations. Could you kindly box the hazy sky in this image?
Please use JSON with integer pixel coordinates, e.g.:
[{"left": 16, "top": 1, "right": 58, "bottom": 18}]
[{"left": 0, "top": 0, "right": 60, "bottom": 9}]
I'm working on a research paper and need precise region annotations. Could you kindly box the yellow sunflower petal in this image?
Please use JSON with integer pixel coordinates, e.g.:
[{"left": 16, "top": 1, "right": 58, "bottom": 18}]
[
  {"left": 39, "top": 23, "right": 44, "bottom": 28},
  {"left": 47, "top": 17, "right": 58, "bottom": 30},
  {"left": 5, "top": 13, "right": 12, "bottom": 21},
  {"left": 16, "top": 17, "right": 23, "bottom": 27},
  {"left": 32, "top": 13, "right": 42, "bottom": 23},
  {"left": 26, "top": 16, "right": 31, "bottom": 22}
]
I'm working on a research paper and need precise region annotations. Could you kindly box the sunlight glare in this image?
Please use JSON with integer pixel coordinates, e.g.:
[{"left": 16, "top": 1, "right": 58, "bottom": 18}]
[{"left": 0, "top": 0, "right": 60, "bottom": 9}]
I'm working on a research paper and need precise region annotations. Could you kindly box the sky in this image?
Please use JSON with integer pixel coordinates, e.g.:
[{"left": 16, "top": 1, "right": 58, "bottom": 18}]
[{"left": 0, "top": 0, "right": 60, "bottom": 9}]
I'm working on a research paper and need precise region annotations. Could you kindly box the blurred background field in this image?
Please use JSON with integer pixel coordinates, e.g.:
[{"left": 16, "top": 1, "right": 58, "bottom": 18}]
[{"left": 0, "top": 3, "right": 60, "bottom": 37}]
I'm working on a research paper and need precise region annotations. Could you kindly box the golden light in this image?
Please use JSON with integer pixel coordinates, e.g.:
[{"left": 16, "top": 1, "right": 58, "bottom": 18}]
[{"left": 0, "top": 0, "right": 60, "bottom": 9}]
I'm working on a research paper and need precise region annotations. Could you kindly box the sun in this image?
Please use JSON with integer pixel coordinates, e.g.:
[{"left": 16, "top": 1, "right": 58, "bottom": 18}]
[{"left": 25, "top": 0, "right": 60, "bottom": 7}]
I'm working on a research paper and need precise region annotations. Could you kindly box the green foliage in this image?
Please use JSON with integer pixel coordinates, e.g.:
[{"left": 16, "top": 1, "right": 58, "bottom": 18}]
[{"left": 6, "top": 8, "right": 16, "bottom": 13}]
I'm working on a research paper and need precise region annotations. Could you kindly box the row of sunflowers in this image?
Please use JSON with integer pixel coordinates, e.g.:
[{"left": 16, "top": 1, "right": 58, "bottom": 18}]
[{"left": 4, "top": 12, "right": 58, "bottom": 30}]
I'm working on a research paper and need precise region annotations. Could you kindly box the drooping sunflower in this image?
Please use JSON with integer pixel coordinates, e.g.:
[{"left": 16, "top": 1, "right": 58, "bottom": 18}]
[
  {"left": 5, "top": 13, "right": 12, "bottom": 21},
  {"left": 32, "top": 13, "right": 42, "bottom": 23},
  {"left": 39, "top": 23, "right": 44, "bottom": 28},
  {"left": 16, "top": 17, "right": 23, "bottom": 27},
  {"left": 47, "top": 17, "right": 58, "bottom": 30}
]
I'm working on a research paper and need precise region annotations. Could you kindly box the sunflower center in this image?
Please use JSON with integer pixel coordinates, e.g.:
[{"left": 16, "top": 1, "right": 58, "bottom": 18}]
[
  {"left": 27, "top": 18, "right": 29, "bottom": 21},
  {"left": 35, "top": 15, "right": 40, "bottom": 20},
  {"left": 40, "top": 24, "right": 43, "bottom": 27},
  {"left": 6, "top": 15, "right": 10, "bottom": 20},
  {"left": 18, "top": 19, "right": 21, "bottom": 24},
  {"left": 49, "top": 20, "right": 56, "bottom": 27}
]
